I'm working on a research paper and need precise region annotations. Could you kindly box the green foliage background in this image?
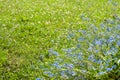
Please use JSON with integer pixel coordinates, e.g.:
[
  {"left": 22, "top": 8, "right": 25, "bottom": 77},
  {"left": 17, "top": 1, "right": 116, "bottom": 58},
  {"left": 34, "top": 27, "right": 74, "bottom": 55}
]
[{"left": 0, "top": 0, "right": 120, "bottom": 79}]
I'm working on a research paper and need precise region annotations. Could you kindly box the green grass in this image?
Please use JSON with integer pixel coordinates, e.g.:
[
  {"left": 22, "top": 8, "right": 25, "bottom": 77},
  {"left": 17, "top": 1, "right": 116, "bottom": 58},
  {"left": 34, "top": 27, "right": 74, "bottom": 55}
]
[{"left": 0, "top": 0, "right": 120, "bottom": 79}]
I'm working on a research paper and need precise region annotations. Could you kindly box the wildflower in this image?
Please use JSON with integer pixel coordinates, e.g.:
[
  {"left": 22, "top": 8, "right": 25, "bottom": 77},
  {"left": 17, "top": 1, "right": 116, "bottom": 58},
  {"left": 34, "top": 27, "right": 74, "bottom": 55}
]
[
  {"left": 97, "top": 59, "right": 102, "bottom": 64},
  {"left": 106, "top": 27, "right": 111, "bottom": 32},
  {"left": 106, "top": 68, "right": 112, "bottom": 72},
  {"left": 61, "top": 72, "right": 65, "bottom": 77},
  {"left": 81, "top": 70, "right": 87, "bottom": 73},
  {"left": 100, "top": 23, "right": 105, "bottom": 28},
  {"left": 117, "top": 25, "right": 120, "bottom": 30},
  {"left": 81, "top": 30, "right": 86, "bottom": 34},
  {"left": 70, "top": 71, "right": 76, "bottom": 76},
  {"left": 107, "top": 37, "right": 114, "bottom": 43},
  {"left": 88, "top": 54, "right": 94, "bottom": 60},
  {"left": 63, "top": 63, "right": 68, "bottom": 67},
  {"left": 68, "top": 64, "right": 74, "bottom": 69},
  {"left": 77, "top": 44, "right": 80, "bottom": 48},
  {"left": 36, "top": 78, "right": 41, "bottom": 80},
  {"left": 52, "top": 51, "right": 59, "bottom": 56},
  {"left": 53, "top": 62, "right": 59, "bottom": 67},
  {"left": 77, "top": 54, "right": 82, "bottom": 60},
  {"left": 94, "top": 49, "right": 99, "bottom": 53},
  {"left": 88, "top": 47, "right": 93, "bottom": 52},
  {"left": 80, "top": 14, "right": 85, "bottom": 18},
  {"left": 48, "top": 48, "right": 53, "bottom": 53},
  {"left": 63, "top": 48, "right": 72, "bottom": 53},
  {"left": 95, "top": 40, "right": 102, "bottom": 45},
  {"left": 43, "top": 71, "right": 54, "bottom": 77},
  {"left": 78, "top": 38, "right": 85, "bottom": 42},
  {"left": 109, "top": 47, "right": 118, "bottom": 55},
  {"left": 55, "top": 58, "right": 63, "bottom": 62},
  {"left": 116, "top": 40, "right": 120, "bottom": 46},
  {"left": 62, "top": 75, "right": 69, "bottom": 79},
  {"left": 116, "top": 34, "right": 120, "bottom": 39},
  {"left": 85, "top": 18, "right": 90, "bottom": 21},
  {"left": 68, "top": 33, "right": 74, "bottom": 37},
  {"left": 99, "top": 66, "right": 104, "bottom": 69},
  {"left": 98, "top": 72, "right": 105, "bottom": 75},
  {"left": 111, "top": 65, "right": 117, "bottom": 69},
  {"left": 48, "top": 49, "right": 59, "bottom": 56}
]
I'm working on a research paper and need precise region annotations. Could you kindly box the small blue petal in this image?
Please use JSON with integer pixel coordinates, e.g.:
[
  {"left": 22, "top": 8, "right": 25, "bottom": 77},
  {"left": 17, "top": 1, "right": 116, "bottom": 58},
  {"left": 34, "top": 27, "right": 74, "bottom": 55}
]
[
  {"left": 112, "top": 65, "right": 117, "bottom": 69},
  {"left": 106, "top": 68, "right": 112, "bottom": 72},
  {"left": 107, "top": 37, "right": 114, "bottom": 43},
  {"left": 77, "top": 44, "right": 81, "bottom": 48},
  {"left": 117, "top": 40, "right": 120, "bottom": 46},
  {"left": 78, "top": 38, "right": 85, "bottom": 42},
  {"left": 100, "top": 23, "right": 105, "bottom": 28},
  {"left": 95, "top": 40, "right": 102, "bottom": 45},
  {"left": 98, "top": 72, "right": 104, "bottom": 75},
  {"left": 36, "top": 78, "right": 41, "bottom": 80},
  {"left": 116, "top": 25, "right": 120, "bottom": 30}
]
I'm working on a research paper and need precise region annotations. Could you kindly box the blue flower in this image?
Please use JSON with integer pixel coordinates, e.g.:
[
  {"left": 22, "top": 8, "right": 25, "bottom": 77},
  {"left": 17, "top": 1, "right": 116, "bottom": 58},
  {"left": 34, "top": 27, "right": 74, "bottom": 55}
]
[
  {"left": 48, "top": 49, "right": 59, "bottom": 56},
  {"left": 95, "top": 40, "right": 102, "bottom": 45},
  {"left": 61, "top": 71, "right": 65, "bottom": 76},
  {"left": 97, "top": 59, "right": 102, "bottom": 64},
  {"left": 112, "top": 65, "right": 117, "bottom": 69},
  {"left": 78, "top": 38, "right": 85, "bottom": 42},
  {"left": 63, "top": 63, "right": 68, "bottom": 67},
  {"left": 117, "top": 25, "right": 120, "bottom": 30},
  {"left": 63, "top": 48, "right": 72, "bottom": 53},
  {"left": 36, "top": 78, "right": 41, "bottom": 80},
  {"left": 98, "top": 72, "right": 105, "bottom": 75},
  {"left": 88, "top": 54, "right": 96, "bottom": 62},
  {"left": 55, "top": 58, "right": 63, "bottom": 62},
  {"left": 100, "top": 23, "right": 105, "bottom": 28},
  {"left": 77, "top": 54, "right": 82, "bottom": 60},
  {"left": 80, "top": 14, "right": 85, "bottom": 18},
  {"left": 77, "top": 44, "right": 80, "bottom": 48},
  {"left": 69, "top": 71, "right": 76, "bottom": 76},
  {"left": 107, "top": 37, "right": 114, "bottom": 43},
  {"left": 53, "top": 62, "right": 59, "bottom": 67},
  {"left": 106, "top": 68, "right": 112, "bottom": 72},
  {"left": 94, "top": 50, "right": 99, "bottom": 53},
  {"left": 81, "top": 30, "right": 86, "bottom": 34},
  {"left": 99, "top": 66, "right": 103, "bottom": 69},
  {"left": 109, "top": 47, "right": 118, "bottom": 55},
  {"left": 116, "top": 34, "right": 120, "bottom": 39},
  {"left": 88, "top": 47, "right": 93, "bottom": 52},
  {"left": 78, "top": 30, "right": 86, "bottom": 34},
  {"left": 81, "top": 70, "right": 87, "bottom": 73},
  {"left": 68, "top": 64, "right": 74, "bottom": 69},
  {"left": 85, "top": 18, "right": 90, "bottom": 21},
  {"left": 48, "top": 49, "right": 53, "bottom": 52},
  {"left": 43, "top": 71, "right": 54, "bottom": 77},
  {"left": 69, "top": 33, "right": 74, "bottom": 37},
  {"left": 117, "top": 40, "right": 120, "bottom": 46},
  {"left": 106, "top": 27, "right": 111, "bottom": 32},
  {"left": 52, "top": 51, "right": 59, "bottom": 56}
]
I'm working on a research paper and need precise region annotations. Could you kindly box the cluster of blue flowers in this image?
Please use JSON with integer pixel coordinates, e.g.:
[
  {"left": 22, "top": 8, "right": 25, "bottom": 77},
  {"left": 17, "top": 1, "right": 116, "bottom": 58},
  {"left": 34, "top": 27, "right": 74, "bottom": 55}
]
[{"left": 36, "top": 15, "right": 120, "bottom": 80}]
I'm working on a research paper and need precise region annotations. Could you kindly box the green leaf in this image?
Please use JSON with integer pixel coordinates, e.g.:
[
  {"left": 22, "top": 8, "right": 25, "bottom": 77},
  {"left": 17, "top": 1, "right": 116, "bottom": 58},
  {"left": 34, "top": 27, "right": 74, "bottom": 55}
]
[{"left": 0, "top": 49, "right": 7, "bottom": 65}]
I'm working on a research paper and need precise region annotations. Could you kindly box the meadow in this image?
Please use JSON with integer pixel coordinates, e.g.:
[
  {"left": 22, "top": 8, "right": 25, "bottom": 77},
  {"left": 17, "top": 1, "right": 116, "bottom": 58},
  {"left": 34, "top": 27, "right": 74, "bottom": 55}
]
[{"left": 0, "top": 0, "right": 120, "bottom": 80}]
